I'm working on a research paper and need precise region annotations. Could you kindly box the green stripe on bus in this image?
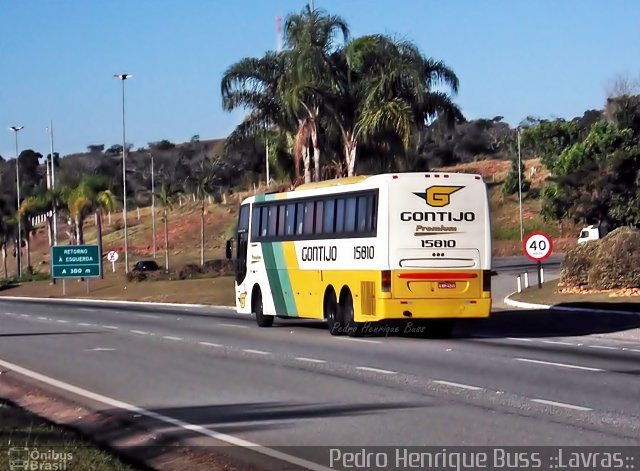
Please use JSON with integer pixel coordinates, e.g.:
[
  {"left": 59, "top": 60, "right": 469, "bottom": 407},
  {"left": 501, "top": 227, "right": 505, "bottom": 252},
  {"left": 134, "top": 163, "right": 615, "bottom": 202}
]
[
  {"left": 261, "top": 242, "right": 288, "bottom": 315},
  {"left": 272, "top": 242, "right": 298, "bottom": 317}
]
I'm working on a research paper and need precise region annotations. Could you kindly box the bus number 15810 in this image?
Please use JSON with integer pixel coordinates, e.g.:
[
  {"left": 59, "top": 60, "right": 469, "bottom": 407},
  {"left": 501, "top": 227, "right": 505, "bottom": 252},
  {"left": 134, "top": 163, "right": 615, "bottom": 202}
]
[
  {"left": 422, "top": 240, "right": 456, "bottom": 248},
  {"left": 354, "top": 246, "right": 375, "bottom": 260}
]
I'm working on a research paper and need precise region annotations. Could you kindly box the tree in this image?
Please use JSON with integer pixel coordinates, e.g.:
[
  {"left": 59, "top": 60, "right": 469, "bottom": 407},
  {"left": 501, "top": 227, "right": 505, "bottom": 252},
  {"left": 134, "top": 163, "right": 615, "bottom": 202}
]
[
  {"left": 157, "top": 184, "right": 180, "bottom": 273},
  {"left": 87, "top": 144, "right": 105, "bottom": 153},
  {"left": 194, "top": 173, "right": 215, "bottom": 267},
  {"left": 503, "top": 155, "right": 530, "bottom": 195},
  {"left": 221, "top": 51, "right": 299, "bottom": 181},
  {"left": 330, "top": 34, "right": 460, "bottom": 176},
  {"left": 282, "top": 5, "right": 350, "bottom": 182}
]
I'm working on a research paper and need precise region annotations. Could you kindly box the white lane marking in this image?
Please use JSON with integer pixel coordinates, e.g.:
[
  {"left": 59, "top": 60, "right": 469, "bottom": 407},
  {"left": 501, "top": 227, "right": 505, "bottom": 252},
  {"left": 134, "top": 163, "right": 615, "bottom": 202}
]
[
  {"left": 433, "top": 380, "right": 483, "bottom": 391},
  {"left": 78, "top": 323, "right": 95, "bottom": 327},
  {"left": 356, "top": 366, "right": 396, "bottom": 375},
  {"left": 336, "top": 337, "right": 381, "bottom": 344},
  {"left": 86, "top": 348, "right": 116, "bottom": 352},
  {"left": 130, "top": 330, "right": 148, "bottom": 335},
  {"left": 295, "top": 357, "right": 326, "bottom": 364},
  {"left": 507, "top": 337, "right": 533, "bottom": 342},
  {"left": 589, "top": 345, "right": 618, "bottom": 350},
  {"left": 0, "top": 358, "right": 333, "bottom": 471},
  {"left": 103, "top": 326, "right": 119, "bottom": 330},
  {"left": 162, "top": 336, "right": 183, "bottom": 341},
  {"left": 220, "top": 323, "right": 249, "bottom": 329},
  {"left": 531, "top": 399, "right": 592, "bottom": 411},
  {"left": 622, "top": 348, "right": 640, "bottom": 353},
  {"left": 56, "top": 319, "right": 68, "bottom": 323},
  {"left": 79, "top": 308, "right": 94, "bottom": 312},
  {"left": 20, "top": 314, "right": 30, "bottom": 318},
  {"left": 37, "top": 317, "right": 48, "bottom": 320},
  {"left": 5, "top": 312, "right": 17, "bottom": 316},
  {"left": 515, "top": 358, "right": 604, "bottom": 372},
  {"left": 199, "top": 341, "right": 223, "bottom": 348},
  {"left": 542, "top": 340, "right": 576, "bottom": 346},
  {"left": 243, "top": 349, "right": 270, "bottom": 355},
  {"left": 137, "top": 314, "right": 161, "bottom": 319}
]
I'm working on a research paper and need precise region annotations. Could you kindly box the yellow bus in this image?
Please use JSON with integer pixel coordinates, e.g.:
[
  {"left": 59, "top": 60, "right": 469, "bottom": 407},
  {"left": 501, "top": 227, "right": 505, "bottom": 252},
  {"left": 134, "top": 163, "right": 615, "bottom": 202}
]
[{"left": 226, "top": 172, "right": 492, "bottom": 336}]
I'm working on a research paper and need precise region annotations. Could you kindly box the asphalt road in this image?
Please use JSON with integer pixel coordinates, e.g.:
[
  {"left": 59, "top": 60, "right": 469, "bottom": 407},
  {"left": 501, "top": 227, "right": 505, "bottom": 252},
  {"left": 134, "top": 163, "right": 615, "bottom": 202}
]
[{"left": 2, "top": 258, "right": 640, "bottom": 470}]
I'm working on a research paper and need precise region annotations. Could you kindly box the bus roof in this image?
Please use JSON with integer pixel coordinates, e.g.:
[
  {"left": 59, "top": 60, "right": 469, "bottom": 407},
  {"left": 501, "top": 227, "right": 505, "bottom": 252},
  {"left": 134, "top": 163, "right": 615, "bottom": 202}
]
[{"left": 241, "top": 172, "right": 484, "bottom": 204}]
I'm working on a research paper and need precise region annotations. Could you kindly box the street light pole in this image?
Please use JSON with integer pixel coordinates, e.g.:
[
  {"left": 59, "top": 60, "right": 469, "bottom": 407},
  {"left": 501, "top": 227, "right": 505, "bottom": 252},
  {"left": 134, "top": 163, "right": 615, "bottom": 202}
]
[
  {"left": 517, "top": 127, "right": 524, "bottom": 242},
  {"left": 114, "top": 73, "right": 132, "bottom": 273},
  {"left": 9, "top": 126, "right": 24, "bottom": 278},
  {"left": 47, "top": 121, "right": 58, "bottom": 246},
  {"left": 150, "top": 153, "right": 156, "bottom": 258}
]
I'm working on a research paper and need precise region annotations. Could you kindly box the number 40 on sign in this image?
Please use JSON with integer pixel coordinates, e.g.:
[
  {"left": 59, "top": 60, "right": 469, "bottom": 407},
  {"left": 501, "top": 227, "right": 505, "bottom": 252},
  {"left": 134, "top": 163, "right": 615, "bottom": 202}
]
[{"left": 523, "top": 232, "right": 553, "bottom": 289}]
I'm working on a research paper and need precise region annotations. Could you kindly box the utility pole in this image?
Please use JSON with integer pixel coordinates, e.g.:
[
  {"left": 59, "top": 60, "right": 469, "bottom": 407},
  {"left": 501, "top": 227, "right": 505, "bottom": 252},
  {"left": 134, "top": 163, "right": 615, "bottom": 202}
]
[
  {"left": 517, "top": 128, "right": 524, "bottom": 242},
  {"left": 151, "top": 153, "right": 156, "bottom": 258},
  {"left": 9, "top": 126, "right": 24, "bottom": 278},
  {"left": 48, "top": 121, "right": 58, "bottom": 246}
]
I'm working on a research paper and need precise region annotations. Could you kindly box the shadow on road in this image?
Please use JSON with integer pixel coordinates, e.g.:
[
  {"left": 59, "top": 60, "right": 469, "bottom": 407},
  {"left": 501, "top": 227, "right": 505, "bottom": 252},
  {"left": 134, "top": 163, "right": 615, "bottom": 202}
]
[
  {"left": 73, "top": 401, "right": 425, "bottom": 465},
  {"left": 0, "top": 331, "right": 104, "bottom": 338},
  {"left": 454, "top": 307, "right": 640, "bottom": 339}
]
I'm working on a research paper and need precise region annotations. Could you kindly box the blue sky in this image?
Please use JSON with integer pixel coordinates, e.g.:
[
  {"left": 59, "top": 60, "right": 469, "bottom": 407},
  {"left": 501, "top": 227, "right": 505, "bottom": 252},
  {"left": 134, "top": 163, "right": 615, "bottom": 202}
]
[{"left": 1, "top": 1, "right": 639, "bottom": 159}]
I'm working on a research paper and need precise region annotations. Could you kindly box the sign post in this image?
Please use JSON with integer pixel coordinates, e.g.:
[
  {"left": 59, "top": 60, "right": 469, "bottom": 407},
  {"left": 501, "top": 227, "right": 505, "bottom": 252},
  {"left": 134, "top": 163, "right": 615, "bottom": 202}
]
[
  {"left": 107, "top": 251, "right": 119, "bottom": 273},
  {"left": 51, "top": 245, "right": 102, "bottom": 296},
  {"left": 523, "top": 232, "right": 553, "bottom": 289}
]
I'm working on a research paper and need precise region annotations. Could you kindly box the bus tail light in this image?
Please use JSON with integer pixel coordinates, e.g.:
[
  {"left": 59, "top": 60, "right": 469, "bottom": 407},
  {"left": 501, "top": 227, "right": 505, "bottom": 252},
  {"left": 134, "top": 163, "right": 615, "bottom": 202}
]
[{"left": 381, "top": 270, "right": 391, "bottom": 292}]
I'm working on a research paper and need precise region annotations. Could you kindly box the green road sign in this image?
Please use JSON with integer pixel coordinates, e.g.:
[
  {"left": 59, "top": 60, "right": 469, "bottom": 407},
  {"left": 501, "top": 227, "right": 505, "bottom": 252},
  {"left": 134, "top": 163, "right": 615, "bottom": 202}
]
[{"left": 51, "top": 245, "right": 101, "bottom": 278}]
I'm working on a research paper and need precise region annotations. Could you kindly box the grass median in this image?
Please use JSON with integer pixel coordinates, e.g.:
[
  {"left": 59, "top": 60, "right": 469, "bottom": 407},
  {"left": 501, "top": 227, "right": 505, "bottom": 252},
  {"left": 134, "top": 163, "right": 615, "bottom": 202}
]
[
  {"left": 0, "top": 401, "right": 135, "bottom": 471},
  {"left": 511, "top": 279, "right": 640, "bottom": 312},
  {"left": 0, "top": 269, "right": 236, "bottom": 307}
]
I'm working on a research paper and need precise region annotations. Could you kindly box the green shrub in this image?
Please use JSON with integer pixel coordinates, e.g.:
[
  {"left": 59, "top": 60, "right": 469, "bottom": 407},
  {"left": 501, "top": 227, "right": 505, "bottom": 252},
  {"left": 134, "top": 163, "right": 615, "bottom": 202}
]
[
  {"left": 560, "top": 240, "right": 600, "bottom": 287},
  {"left": 587, "top": 227, "right": 640, "bottom": 289}
]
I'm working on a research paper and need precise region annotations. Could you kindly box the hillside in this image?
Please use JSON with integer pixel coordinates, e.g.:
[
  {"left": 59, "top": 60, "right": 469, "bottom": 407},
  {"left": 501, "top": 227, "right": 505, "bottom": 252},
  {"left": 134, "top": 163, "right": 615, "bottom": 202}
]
[{"left": 9, "top": 159, "right": 576, "bottom": 280}]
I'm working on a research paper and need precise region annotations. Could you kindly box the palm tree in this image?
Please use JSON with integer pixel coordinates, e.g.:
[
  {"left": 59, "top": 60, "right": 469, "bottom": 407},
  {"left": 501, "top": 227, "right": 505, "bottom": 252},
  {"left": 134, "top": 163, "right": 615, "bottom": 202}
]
[
  {"left": 282, "top": 5, "right": 349, "bottom": 182},
  {"left": 328, "top": 35, "right": 461, "bottom": 176},
  {"left": 157, "top": 184, "right": 179, "bottom": 273},
  {"left": 194, "top": 174, "right": 215, "bottom": 267}
]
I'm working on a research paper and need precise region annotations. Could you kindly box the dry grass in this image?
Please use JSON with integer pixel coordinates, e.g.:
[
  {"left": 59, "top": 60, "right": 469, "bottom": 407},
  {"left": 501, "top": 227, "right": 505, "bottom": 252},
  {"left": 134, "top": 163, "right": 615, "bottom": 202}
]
[{"left": 0, "top": 268, "right": 236, "bottom": 306}]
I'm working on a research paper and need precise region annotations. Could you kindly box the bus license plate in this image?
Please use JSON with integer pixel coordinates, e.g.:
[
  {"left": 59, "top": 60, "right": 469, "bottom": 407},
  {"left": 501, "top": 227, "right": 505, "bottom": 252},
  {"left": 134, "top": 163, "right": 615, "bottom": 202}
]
[{"left": 438, "top": 282, "right": 456, "bottom": 289}]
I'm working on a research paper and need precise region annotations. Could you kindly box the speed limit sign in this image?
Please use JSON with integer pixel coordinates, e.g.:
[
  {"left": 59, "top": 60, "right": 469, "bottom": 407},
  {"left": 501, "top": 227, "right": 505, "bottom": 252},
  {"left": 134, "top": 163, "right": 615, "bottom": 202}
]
[{"left": 523, "top": 232, "right": 553, "bottom": 261}]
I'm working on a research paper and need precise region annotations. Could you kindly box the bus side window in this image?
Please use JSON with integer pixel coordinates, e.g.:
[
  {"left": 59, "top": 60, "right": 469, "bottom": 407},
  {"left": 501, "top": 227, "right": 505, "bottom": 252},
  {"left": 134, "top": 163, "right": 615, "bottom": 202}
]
[
  {"left": 370, "top": 193, "right": 378, "bottom": 233},
  {"left": 251, "top": 205, "right": 261, "bottom": 240},
  {"left": 335, "top": 199, "right": 345, "bottom": 234},
  {"left": 323, "top": 199, "right": 336, "bottom": 234},
  {"left": 345, "top": 197, "right": 357, "bottom": 233},
  {"left": 296, "top": 202, "right": 305, "bottom": 235},
  {"left": 267, "top": 205, "right": 278, "bottom": 237},
  {"left": 357, "top": 196, "right": 367, "bottom": 233},
  {"left": 314, "top": 200, "right": 324, "bottom": 235},
  {"left": 277, "top": 204, "right": 286, "bottom": 237},
  {"left": 260, "top": 206, "right": 269, "bottom": 238},
  {"left": 303, "top": 201, "right": 314, "bottom": 235},
  {"left": 285, "top": 203, "right": 296, "bottom": 236}
]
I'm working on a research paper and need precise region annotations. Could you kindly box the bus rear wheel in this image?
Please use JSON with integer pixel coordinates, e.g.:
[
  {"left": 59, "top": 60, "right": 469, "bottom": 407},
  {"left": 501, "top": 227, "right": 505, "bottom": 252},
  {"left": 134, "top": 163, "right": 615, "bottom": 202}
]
[
  {"left": 341, "top": 290, "right": 362, "bottom": 337},
  {"left": 252, "top": 289, "right": 273, "bottom": 327},
  {"left": 324, "top": 289, "right": 343, "bottom": 336}
]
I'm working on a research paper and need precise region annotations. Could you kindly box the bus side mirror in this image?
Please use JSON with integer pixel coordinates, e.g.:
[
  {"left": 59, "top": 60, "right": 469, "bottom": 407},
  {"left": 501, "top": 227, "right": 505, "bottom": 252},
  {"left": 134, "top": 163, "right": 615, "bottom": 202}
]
[{"left": 225, "top": 239, "right": 233, "bottom": 260}]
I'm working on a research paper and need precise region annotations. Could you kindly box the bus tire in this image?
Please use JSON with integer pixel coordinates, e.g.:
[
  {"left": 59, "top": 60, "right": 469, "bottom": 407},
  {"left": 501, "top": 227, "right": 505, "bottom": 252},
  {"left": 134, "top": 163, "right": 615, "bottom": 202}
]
[
  {"left": 341, "top": 290, "right": 362, "bottom": 337},
  {"left": 324, "top": 288, "right": 343, "bottom": 336},
  {"left": 252, "top": 288, "right": 273, "bottom": 328}
]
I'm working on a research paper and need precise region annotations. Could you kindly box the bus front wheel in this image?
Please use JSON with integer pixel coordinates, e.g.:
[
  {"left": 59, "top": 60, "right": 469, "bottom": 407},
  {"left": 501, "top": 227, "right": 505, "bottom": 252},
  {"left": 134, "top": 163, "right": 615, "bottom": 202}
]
[
  {"left": 324, "top": 289, "right": 343, "bottom": 336},
  {"left": 252, "top": 289, "right": 273, "bottom": 327}
]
